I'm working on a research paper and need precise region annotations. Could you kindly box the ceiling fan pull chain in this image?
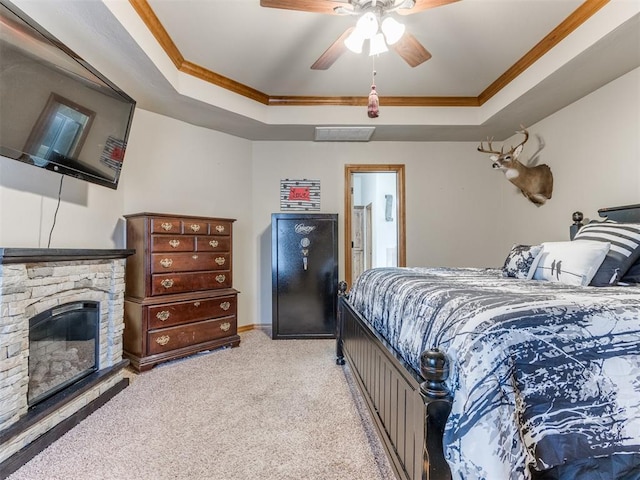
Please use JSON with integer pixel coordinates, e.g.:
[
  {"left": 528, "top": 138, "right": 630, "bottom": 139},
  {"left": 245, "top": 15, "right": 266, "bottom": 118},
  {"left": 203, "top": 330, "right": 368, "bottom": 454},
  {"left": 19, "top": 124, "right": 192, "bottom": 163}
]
[
  {"left": 368, "top": 59, "right": 380, "bottom": 118},
  {"left": 372, "top": 56, "right": 376, "bottom": 84}
]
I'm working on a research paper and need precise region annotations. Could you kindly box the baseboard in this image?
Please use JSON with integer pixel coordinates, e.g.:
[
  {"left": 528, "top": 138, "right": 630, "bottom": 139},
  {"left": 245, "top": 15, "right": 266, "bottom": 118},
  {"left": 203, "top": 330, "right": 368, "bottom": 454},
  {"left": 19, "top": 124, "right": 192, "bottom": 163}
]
[{"left": 238, "top": 323, "right": 271, "bottom": 333}]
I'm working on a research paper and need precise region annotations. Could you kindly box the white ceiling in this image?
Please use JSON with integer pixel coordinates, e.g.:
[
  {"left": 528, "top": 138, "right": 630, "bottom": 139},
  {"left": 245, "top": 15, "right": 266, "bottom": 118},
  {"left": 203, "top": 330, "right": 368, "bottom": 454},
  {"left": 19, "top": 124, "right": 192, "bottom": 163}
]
[
  {"left": 150, "top": 0, "right": 580, "bottom": 97},
  {"left": 9, "top": 0, "right": 640, "bottom": 142}
]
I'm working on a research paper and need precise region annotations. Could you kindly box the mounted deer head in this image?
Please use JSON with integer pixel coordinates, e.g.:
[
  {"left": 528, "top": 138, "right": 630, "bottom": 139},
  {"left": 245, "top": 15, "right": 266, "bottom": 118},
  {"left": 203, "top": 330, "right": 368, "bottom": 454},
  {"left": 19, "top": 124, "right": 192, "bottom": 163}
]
[{"left": 477, "top": 127, "right": 553, "bottom": 206}]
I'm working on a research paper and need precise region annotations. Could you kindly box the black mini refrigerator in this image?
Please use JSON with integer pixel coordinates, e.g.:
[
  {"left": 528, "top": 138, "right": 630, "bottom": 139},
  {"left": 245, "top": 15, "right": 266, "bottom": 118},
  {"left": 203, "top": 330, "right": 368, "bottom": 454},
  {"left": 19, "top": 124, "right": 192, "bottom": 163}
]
[{"left": 271, "top": 213, "right": 338, "bottom": 339}]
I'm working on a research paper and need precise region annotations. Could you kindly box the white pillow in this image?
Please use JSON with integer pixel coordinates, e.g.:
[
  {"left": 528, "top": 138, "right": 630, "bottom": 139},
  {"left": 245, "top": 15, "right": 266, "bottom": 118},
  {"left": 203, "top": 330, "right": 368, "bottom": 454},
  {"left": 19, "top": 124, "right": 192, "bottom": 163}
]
[{"left": 532, "top": 240, "right": 611, "bottom": 286}]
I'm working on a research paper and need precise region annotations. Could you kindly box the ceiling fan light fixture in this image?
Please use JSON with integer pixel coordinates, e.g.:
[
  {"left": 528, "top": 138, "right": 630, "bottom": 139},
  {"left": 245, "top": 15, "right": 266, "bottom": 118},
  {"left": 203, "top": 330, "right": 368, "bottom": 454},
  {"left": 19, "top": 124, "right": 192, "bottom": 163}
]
[
  {"left": 369, "top": 32, "right": 388, "bottom": 56},
  {"left": 381, "top": 16, "right": 405, "bottom": 45},
  {"left": 355, "top": 12, "right": 379, "bottom": 39},
  {"left": 344, "top": 30, "right": 365, "bottom": 53}
]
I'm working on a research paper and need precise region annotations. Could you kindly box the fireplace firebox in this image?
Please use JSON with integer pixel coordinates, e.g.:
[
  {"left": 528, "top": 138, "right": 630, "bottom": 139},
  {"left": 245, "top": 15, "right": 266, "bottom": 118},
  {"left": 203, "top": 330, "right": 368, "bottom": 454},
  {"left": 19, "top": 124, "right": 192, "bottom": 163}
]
[{"left": 28, "top": 301, "right": 100, "bottom": 407}]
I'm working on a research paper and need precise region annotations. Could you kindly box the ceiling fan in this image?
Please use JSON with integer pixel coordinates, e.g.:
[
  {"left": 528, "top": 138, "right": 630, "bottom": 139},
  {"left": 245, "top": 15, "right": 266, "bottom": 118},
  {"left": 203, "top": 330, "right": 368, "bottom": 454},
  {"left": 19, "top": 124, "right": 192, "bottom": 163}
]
[{"left": 260, "top": 0, "right": 460, "bottom": 70}]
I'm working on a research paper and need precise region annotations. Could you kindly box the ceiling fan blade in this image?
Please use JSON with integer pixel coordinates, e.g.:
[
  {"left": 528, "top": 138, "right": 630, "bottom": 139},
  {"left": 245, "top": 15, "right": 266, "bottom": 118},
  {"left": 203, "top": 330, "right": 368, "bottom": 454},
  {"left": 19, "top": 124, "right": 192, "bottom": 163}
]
[
  {"left": 396, "top": 0, "right": 460, "bottom": 15},
  {"left": 260, "top": 0, "right": 347, "bottom": 15},
  {"left": 391, "top": 33, "right": 432, "bottom": 67},
  {"left": 311, "top": 27, "right": 353, "bottom": 70}
]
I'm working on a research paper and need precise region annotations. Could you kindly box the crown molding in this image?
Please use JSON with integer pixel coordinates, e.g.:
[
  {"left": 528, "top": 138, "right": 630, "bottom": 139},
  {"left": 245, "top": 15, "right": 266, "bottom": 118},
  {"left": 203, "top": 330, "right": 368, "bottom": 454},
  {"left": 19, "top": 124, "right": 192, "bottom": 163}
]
[{"left": 129, "top": 0, "right": 609, "bottom": 108}]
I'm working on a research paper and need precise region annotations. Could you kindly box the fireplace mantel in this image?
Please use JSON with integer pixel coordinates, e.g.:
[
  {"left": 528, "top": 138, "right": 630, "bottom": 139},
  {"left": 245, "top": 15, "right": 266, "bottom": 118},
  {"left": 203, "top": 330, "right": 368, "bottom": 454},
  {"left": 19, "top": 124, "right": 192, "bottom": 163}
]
[{"left": 0, "top": 248, "right": 134, "bottom": 264}]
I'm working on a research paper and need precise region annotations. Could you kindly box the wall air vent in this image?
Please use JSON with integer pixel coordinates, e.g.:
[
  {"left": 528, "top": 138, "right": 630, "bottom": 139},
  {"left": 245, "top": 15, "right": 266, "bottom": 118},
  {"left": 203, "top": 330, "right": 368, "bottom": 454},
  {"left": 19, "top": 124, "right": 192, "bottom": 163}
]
[{"left": 314, "top": 126, "right": 375, "bottom": 142}]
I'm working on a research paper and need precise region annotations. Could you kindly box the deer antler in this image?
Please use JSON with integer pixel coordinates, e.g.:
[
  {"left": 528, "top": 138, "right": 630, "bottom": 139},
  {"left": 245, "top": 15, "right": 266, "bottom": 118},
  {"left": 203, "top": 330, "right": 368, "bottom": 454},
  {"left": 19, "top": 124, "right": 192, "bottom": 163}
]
[
  {"left": 510, "top": 126, "right": 529, "bottom": 153},
  {"left": 477, "top": 137, "right": 503, "bottom": 155}
]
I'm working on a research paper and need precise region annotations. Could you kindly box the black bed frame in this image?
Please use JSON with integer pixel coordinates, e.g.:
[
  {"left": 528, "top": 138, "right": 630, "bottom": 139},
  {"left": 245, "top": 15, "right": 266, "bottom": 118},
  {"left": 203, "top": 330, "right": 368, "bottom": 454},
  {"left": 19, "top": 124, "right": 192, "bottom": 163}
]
[
  {"left": 336, "top": 204, "right": 640, "bottom": 480},
  {"left": 336, "top": 282, "right": 453, "bottom": 480}
]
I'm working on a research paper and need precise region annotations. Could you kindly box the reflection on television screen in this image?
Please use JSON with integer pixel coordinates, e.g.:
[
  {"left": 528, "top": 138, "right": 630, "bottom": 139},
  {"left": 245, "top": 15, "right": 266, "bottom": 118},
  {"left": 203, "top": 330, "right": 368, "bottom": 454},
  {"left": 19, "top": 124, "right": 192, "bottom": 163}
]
[{"left": 0, "top": 1, "right": 136, "bottom": 189}]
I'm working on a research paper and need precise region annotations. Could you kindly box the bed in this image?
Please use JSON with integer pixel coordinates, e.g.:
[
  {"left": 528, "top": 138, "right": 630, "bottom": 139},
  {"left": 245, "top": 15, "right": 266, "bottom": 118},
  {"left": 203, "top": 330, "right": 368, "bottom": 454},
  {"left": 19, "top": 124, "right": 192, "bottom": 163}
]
[{"left": 336, "top": 204, "right": 640, "bottom": 480}]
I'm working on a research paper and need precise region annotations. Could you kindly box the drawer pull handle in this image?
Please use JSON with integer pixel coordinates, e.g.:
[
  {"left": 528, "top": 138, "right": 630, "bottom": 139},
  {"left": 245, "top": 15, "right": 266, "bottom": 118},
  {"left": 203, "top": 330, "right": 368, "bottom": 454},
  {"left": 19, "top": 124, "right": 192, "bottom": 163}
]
[
  {"left": 220, "top": 301, "right": 231, "bottom": 311},
  {"left": 215, "top": 257, "right": 225, "bottom": 266},
  {"left": 190, "top": 224, "right": 201, "bottom": 232},
  {"left": 161, "top": 222, "right": 173, "bottom": 231},
  {"left": 215, "top": 274, "right": 226, "bottom": 284},
  {"left": 215, "top": 225, "right": 225, "bottom": 233},
  {"left": 161, "top": 279, "right": 174, "bottom": 289},
  {"left": 156, "top": 311, "right": 170, "bottom": 321},
  {"left": 194, "top": 301, "right": 201, "bottom": 307},
  {"left": 220, "top": 322, "right": 231, "bottom": 332},
  {"left": 192, "top": 255, "right": 198, "bottom": 260},
  {"left": 209, "top": 240, "right": 219, "bottom": 248},
  {"left": 155, "top": 335, "right": 170, "bottom": 346},
  {"left": 169, "top": 239, "right": 180, "bottom": 248},
  {"left": 160, "top": 258, "right": 173, "bottom": 268}
]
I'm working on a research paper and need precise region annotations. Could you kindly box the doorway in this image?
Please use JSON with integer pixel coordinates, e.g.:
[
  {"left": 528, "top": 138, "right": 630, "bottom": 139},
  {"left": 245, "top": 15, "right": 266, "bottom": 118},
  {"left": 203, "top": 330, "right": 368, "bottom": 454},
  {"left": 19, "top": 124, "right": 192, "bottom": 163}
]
[{"left": 344, "top": 164, "right": 406, "bottom": 288}]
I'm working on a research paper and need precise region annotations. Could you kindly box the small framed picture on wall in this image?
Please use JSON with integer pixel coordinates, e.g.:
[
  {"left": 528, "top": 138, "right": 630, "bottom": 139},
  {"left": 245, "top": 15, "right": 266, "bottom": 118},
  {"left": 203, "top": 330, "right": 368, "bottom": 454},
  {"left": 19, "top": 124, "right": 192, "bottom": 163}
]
[{"left": 280, "top": 179, "right": 320, "bottom": 211}]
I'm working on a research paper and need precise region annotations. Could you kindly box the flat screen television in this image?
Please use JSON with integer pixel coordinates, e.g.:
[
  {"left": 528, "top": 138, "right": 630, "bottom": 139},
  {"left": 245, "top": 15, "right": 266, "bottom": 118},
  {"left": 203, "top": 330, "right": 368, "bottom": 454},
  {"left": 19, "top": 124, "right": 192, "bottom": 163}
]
[{"left": 0, "top": 0, "right": 136, "bottom": 189}]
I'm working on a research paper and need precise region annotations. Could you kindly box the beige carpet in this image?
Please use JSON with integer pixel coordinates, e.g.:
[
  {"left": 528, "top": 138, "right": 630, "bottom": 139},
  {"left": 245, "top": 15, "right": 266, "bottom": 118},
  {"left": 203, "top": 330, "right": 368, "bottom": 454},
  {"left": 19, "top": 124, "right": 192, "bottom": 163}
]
[{"left": 8, "top": 329, "right": 395, "bottom": 480}]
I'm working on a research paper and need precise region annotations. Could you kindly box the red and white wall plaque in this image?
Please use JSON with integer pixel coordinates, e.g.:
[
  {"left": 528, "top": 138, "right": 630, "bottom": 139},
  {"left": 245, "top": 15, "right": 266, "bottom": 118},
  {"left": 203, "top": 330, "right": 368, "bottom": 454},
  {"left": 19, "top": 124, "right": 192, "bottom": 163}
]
[{"left": 280, "top": 179, "right": 320, "bottom": 211}]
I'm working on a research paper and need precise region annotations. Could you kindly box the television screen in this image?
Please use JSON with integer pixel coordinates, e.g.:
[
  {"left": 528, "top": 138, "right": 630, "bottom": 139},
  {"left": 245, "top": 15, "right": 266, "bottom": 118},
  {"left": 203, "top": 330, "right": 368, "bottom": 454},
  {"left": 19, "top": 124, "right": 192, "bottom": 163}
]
[{"left": 0, "top": 0, "right": 136, "bottom": 189}]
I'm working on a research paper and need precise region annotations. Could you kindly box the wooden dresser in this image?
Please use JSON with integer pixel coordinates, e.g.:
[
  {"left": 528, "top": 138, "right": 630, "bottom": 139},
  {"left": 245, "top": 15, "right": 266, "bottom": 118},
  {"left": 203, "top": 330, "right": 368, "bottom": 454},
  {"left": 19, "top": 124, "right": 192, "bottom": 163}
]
[{"left": 123, "top": 212, "right": 240, "bottom": 371}]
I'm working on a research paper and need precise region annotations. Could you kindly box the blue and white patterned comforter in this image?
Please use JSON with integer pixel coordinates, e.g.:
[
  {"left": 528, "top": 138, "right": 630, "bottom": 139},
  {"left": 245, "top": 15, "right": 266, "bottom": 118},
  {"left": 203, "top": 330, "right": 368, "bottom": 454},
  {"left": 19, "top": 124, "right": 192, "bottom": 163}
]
[{"left": 348, "top": 267, "right": 640, "bottom": 480}]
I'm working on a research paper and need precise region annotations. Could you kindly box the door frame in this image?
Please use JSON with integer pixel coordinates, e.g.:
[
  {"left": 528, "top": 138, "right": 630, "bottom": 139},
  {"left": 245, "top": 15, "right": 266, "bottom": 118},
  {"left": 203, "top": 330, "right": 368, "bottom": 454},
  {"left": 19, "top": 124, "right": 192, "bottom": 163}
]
[
  {"left": 344, "top": 164, "right": 406, "bottom": 288},
  {"left": 365, "top": 202, "right": 373, "bottom": 270}
]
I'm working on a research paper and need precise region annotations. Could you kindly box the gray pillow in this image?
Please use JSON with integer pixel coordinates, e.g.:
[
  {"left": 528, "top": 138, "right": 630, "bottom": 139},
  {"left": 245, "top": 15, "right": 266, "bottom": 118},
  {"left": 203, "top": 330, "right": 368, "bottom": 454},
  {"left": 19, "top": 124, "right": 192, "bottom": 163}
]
[
  {"left": 574, "top": 222, "right": 640, "bottom": 286},
  {"left": 622, "top": 260, "right": 640, "bottom": 283}
]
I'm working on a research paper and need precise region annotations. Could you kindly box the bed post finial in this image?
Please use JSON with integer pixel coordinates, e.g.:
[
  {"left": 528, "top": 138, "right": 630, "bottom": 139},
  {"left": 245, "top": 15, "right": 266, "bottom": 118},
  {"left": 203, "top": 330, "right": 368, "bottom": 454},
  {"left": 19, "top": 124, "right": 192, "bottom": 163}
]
[
  {"left": 336, "top": 281, "right": 348, "bottom": 365},
  {"left": 570, "top": 211, "right": 584, "bottom": 240},
  {"left": 420, "top": 349, "right": 450, "bottom": 398},
  {"left": 420, "top": 348, "right": 453, "bottom": 480}
]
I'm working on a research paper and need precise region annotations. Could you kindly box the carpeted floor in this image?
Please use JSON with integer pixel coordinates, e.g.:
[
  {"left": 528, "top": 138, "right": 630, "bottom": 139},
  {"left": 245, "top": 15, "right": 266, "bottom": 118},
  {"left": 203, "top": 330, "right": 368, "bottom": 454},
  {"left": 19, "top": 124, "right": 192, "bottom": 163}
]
[{"left": 7, "top": 329, "right": 395, "bottom": 480}]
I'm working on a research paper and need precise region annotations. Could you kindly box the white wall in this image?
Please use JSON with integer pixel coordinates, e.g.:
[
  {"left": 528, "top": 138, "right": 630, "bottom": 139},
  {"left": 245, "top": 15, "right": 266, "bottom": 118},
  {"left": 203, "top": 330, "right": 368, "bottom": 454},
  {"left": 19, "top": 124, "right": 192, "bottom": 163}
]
[
  {"left": 1, "top": 68, "right": 638, "bottom": 328},
  {"left": 0, "top": 146, "right": 127, "bottom": 249}
]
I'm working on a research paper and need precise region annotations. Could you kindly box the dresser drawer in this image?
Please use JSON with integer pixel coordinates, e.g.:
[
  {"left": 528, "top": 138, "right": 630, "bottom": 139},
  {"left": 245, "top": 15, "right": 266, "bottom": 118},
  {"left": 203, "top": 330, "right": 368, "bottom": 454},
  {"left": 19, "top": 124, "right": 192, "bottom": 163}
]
[
  {"left": 182, "top": 220, "right": 207, "bottom": 235},
  {"left": 208, "top": 221, "right": 232, "bottom": 236},
  {"left": 148, "top": 316, "right": 237, "bottom": 355},
  {"left": 151, "top": 235, "right": 195, "bottom": 252},
  {"left": 151, "top": 271, "right": 232, "bottom": 295},
  {"left": 151, "top": 252, "right": 230, "bottom": 273},
  {"left": 150, "top": 217, "right": 181, "bottom": 234},
  {"left": 196, "top": 236, "right": 231, "bottom": 252},
  {"left": 148, "top": 295, "right": 237, "bottom": 329}
]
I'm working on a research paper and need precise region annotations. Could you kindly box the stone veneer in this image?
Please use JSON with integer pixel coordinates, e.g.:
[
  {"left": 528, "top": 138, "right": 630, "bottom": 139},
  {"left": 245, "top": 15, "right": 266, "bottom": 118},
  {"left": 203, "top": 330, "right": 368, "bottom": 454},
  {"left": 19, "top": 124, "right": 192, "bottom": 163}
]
[{"left": 0, "top": 249, "right": 132, "bottom": 465}]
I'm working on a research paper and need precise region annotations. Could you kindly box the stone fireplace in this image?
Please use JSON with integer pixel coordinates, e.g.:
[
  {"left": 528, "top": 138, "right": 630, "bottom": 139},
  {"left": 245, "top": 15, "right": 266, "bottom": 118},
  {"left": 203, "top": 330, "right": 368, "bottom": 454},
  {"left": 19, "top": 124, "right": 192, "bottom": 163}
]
[{"left": 0, "top": 248, "right": 133, "bottom": 474}]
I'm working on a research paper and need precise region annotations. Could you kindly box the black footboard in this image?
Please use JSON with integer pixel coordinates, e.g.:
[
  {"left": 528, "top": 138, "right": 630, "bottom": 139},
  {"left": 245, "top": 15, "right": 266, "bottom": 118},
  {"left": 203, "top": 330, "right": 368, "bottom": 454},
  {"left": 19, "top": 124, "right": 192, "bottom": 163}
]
[{"left": 337, "top": 284, "right": 452, "bottom": 480}]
